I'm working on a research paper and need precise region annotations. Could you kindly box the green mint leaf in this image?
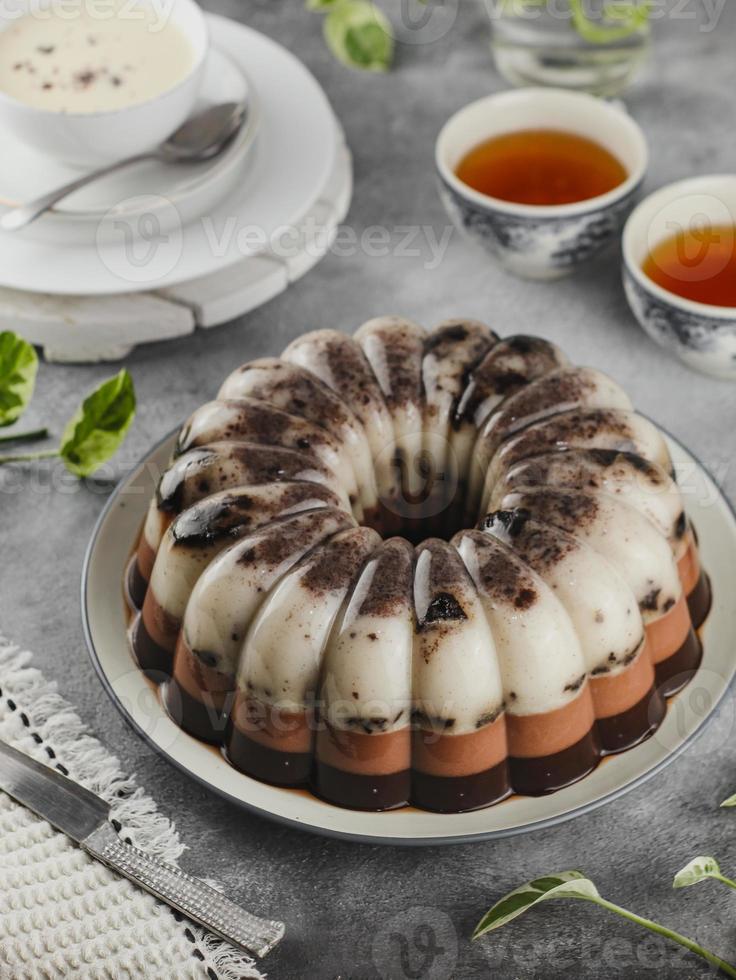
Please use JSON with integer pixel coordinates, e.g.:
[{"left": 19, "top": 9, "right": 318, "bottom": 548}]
[
  {"left": 0, "top": 331, "right": 38, "bottom": 428},
  {"left": 59, "top": 368, "right": 136, "bottom": 477},
  {"left": 721, "top": 793, "right": 736, "bottom": 807},
  {"left": 324, "top": 1, "right": 394, "bottom": 71},
  {"left": 674, "top": 857, "right": 722, "bottom": 889},
  {"left": 473, "top": 871, "right": 597, "bottom": 938}
]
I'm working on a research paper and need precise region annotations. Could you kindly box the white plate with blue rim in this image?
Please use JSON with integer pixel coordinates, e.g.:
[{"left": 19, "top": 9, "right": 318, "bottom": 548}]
[
  {"left": 82, "top": 426, "right": 736, "bottom": 844},
  {"left": 0, "top": 15, "right": 337, "bottom": 294}
]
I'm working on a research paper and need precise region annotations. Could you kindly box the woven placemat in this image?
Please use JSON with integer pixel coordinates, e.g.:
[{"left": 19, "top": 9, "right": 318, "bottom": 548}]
[{"left": 0, "top": 636, "right": 265, "bottom": 980}]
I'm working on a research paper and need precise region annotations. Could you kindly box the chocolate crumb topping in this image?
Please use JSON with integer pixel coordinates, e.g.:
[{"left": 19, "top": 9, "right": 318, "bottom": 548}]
[
  {"left": 475, "top": 707, "right": 502, "bottom": 729},
  {"left": 357, "top": 538, "right": 414, "bottom": 617},
  {"left": 412, "top": 709, "right": 456, "bottom": 731},
  {"left": 457, "top": 332, "right": 566, "bottom": 427},
  {"left": 503, "top": 409, "right": 638, "bottom": 468},
  {"left": 294, "top": 332, "right": 386, "bottom": 425},
  {"left": 420, "top": 592, "right": 467, "bottom": 628},
  {"left": 74, "top": 69, "right": 97, "bottom": 88},
  {"left": 489, "top": 367, "right": 598, "bottom": 440},
  {"left": 300, "top": 527, "right": 378, "bottom": 595},
  {"left": 564, "top": 674, "right": 586, "bottom": 693},
  {"left": 641, "top": 587, "right": 662, "bottom": 612},
  {"left": 424, "top": 323, "right": 470, "bottom": 351},
  {"left": 236, "top": 509, "right": 349, "bottom": 569},
  {"left": 362, "top": 320, "right": 424, "bottom": 409},
  {"left": 191, "top": 648, "right": 219, "bottom": 669},
  {"left": 460, "top": 531, "right": 540, "bottom": 611},
  {"left": 157, "top": 443, "right": 334, "bottom": 514},
  {"left": 231, "top": 360, "right": 354, "bottom": 429},
  {"left": 171, "top": 484, "right": 338, "bottom": 550},
  {"left": 483, "top": 510, "right": 578, "bottom": 570},
  {"left": 514, "top": 588, "right": 536, "bottom": 609},
  {"left": 504, "top": 488, "right": 600, "bottom": 533}
]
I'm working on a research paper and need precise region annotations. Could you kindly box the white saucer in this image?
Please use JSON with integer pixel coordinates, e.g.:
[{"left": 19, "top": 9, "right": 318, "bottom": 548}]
[
  {"left": 0, "top": 14, "right": 337, "bottom": 295},
  {"left": 82, "top": 428, "right": 736, "bottom": 845},
  {"left": 0, "top": 132, "right": 352, "bottom": 362},
  {"left": 0, "top": 46, "right": 258, "bottom": 246}
]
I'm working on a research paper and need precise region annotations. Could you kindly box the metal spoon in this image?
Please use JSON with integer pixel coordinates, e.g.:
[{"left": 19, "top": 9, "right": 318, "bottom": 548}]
[{"left": 0, "top": 101, "right": 248, "bottom": 232}]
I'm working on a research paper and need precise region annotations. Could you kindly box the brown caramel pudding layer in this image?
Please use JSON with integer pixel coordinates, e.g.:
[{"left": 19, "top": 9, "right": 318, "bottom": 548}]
[
  {"left": 590, "top": 644, "right": 653, "bottom": 720},
  {"left": 140, "top": 592, "right": 179, "bottom": 659},
  {"left": 226, "top": 697, "right": 313, "bottom": 786},
  {"left": 645, "top": 594, "right": 691, "bottom": 664},
  {"left": 126, "top": 554, "right": 148, "bottom": 611},
  {"left": 226, "top": 731, "right": 312, "bottom": 787},
  {"left": 677, "top": 533, "right": 701, "bottom": 595},
  {"left": 412, "top": 715, "right": 507, "bottom": 778},
  {"left": 596, "top": 685, "right": 665, "bottom": 754},
  {"left": 654, "top": 629, "right": 702, "bottom": 699},
  {"left": 411, "top": 717, "right": 510, "bottom": 812},
  {"left": 163, "top": 678, "right": 228, "bottom": 745},
  {"left": 128, "top": 614, "right": 170, "bottom": 678},
  {"left": 313, "top": 725, "right": 411, "bottom": 810},
  {"left": 506, "top": 688, "right": 595, "bottom": 760},
  {"left": 509, "top": 729, "right": 601, "bottom": 797},
  {"left": 135, "top": 534, "right": 157, "bottom": 587},
  {"left": 164, "top": 641, "right": 234, "bottom": 743}
]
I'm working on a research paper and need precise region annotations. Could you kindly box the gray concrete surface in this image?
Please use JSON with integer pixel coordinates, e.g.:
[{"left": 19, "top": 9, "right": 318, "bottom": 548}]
[{"left": 2, "top": 2, "right": 736, "bottom": 977}]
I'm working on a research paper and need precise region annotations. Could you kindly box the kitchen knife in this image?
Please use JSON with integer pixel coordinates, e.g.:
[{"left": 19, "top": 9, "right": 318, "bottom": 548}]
[{"left": 0, "top": 737, "right": 284, "bottom": 958}]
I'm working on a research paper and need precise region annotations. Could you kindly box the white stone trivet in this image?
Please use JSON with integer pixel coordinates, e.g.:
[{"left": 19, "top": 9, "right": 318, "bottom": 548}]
[
  {"left": 0, "top": 132, "right": 352, "bottom": 364},
  {"left": 0, "top": 635, "right": 265, "bottom": 980}
]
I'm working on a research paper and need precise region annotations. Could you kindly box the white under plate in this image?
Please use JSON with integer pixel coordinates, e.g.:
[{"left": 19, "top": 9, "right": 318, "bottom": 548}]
[
  {"left": 0, "top": 46, "right": 256, "bottom": 246},
  {"left": 82, "top": 428, "right": 736, "bottom": 845},
  {"left": 0, "top": 15, "right": 336, "bottom": 295}
]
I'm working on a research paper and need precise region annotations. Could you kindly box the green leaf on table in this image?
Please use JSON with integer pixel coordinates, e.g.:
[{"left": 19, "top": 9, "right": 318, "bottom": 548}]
[
  {"left": 474, "top": 870, "right": 736, "bottom": 978},
  {"left": 324, "top": 1, "right": 394, "bottom": 71},
  {"left": 0, "top": 331, "right": 38, "bottom": 427},
  {"left": 674, "top": 856, "right": 723, "bottom": 889},
  {"left": 721, "top": 793, "right": 736, "bottom": 807},
  {"left": 59, "top": 368, "right": 136, "bottom": 476},
  {"left": 473, "top": 871, "right": 599, "bottom": 938}
]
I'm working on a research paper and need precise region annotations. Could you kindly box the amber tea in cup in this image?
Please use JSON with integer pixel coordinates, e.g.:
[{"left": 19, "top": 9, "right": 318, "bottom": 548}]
[
  {"left": 642, "top": 224, "right": 736, "bottom": 307},
  {"left": 455, "top": 129, "right": 628, "bottom": 206}
]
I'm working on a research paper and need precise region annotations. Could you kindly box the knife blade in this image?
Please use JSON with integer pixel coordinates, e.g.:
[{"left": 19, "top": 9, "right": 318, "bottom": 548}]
[{"left": 0, "top": 738, "right": 284, "bottom": 958}]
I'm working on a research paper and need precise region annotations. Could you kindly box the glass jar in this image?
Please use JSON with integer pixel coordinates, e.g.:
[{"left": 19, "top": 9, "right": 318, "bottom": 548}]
[{"left": 485, "top": 0, "right": 650, "bottom": 98}]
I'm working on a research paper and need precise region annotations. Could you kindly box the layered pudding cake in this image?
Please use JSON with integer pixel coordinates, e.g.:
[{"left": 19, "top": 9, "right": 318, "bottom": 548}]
[{"left": 127, "top": 318, "right": 710, "bottom": 813}]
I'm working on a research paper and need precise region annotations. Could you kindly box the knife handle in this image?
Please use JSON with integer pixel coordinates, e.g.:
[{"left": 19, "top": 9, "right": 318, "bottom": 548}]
[{"left": 83, "top": 822, "right": 284, "bottom": 958}]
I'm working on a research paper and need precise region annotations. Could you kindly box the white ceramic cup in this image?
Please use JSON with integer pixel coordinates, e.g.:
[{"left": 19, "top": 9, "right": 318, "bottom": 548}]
[
  {"left": 623, "top": 174, "right": 736, "bottom": 380},
  {"left": 435, "top": 87, "right": 648, "bottom": 280},
  {"left": 0, "top": 0, "right": 208, "bottom": 167}
]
